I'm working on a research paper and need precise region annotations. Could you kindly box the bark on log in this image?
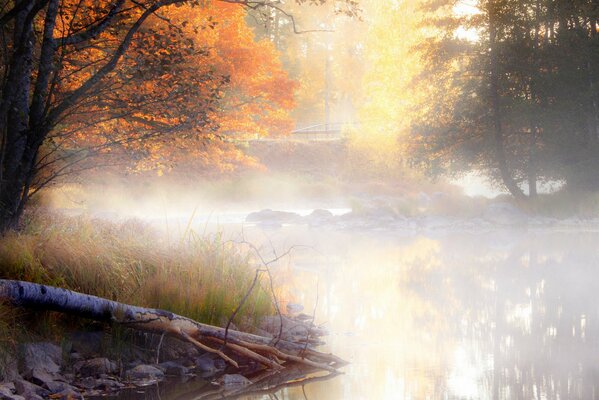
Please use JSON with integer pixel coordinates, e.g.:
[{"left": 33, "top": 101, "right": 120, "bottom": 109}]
[{"left": 0, "top": 279, "right": 346, "bottom": 372}]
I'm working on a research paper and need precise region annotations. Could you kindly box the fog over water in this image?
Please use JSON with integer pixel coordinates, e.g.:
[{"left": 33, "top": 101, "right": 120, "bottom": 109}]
[{"left": 118, "top": 215, "right": 599, "bottom": 400}]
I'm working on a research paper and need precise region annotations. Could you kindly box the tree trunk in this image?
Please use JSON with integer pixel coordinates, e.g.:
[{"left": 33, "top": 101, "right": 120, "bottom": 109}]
[
  {"left": 487, "top": 0, "right": 527, "bottom": 201},
  {"left": 0, "top": 279, "right": 345, "bottom": 372},
  {"left": 0, "top": 1, "right": 37, "bottom": 233}
]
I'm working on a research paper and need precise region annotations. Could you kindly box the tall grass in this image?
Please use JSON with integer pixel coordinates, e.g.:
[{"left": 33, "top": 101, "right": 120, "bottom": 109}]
[{"left": 0, "top": 212, "right": 274, "bottom": 329}]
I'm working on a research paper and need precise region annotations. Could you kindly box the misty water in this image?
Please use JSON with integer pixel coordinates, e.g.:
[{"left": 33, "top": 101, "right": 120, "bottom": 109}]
[{"left": 130, "top": 217, "right": 599, "bottom": 400}]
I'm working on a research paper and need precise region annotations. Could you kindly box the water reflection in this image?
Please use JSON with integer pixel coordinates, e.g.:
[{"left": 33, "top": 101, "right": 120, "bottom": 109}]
[
  {"left": 123, "top": 227, "right": 599, "bottom": 399},
  {"left": 234, "top": 228, "right": 599, "bottom": 399}
]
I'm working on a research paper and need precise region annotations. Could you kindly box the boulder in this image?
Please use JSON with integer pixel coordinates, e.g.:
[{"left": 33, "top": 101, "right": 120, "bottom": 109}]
[
  {"left": 73, "top": 358, "right": 117, "bottom": 377},
  {"left": 157, "top": 337, "right": 199, "bottom": 362},
  {"left": 260, "top": 315, "right": 327, "bottom": 341},
  {"left": 195, "top": 354, "right": 225, "bottom": 375},
  {"left": 23, "top": 367, "right": 60, "bottom": 387},
  {"left": 13, "top": 379, "right": 48, "bottom": 398},
  {"left": 0, "top": 384, "right": 24, "bottom": 400},
  {"left": 44, "top": 381, "right": 76, "bottom": 395},
  {"left": 157, "top": 361, "right": 189, "bottom": 376},
  {"left": 305, "top": 209, "right": 334, "bottom": 226},
  {"left": 285, "top": 303, "right": 304, "bottom": 316},
  {"left": 76, "top": 376, "right": 124, "bottom": 391},
  {"left": 125, "top": 365, "right": 164, "bottom": 381},
  {"left": 19, "top": 343, "right": 61, "bottom": 375},
  {"left": 246, "top": 209, "right": 302, "bottom": 226},
  {"left": 51, "top": 388, "right": 82, "bottom": 400}
]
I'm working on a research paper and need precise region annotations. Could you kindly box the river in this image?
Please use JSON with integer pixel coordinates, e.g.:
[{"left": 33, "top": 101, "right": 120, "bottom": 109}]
[{"left": 130, "top": 215, "right": 599, "bottom": 399}]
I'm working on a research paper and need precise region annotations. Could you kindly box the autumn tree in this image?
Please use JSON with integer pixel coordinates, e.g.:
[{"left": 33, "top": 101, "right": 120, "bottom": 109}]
[{"left": 0, "top": 0, "right": 359, "bottom": 232}]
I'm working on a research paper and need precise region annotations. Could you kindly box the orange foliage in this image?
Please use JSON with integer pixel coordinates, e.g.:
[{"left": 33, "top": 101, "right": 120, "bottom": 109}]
[{"left": 47, "top": 1, "right": 296, "bottom": 179}]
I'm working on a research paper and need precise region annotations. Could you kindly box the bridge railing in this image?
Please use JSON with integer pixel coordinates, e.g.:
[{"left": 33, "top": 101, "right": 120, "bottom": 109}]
[{"left": 291, "top": 122, "right": 358, "bottom": 134}]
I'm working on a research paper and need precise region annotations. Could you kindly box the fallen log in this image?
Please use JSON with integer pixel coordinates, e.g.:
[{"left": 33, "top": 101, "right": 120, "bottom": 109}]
[{"left": 0, "top": 279, "right": 346, "bottom": 372}]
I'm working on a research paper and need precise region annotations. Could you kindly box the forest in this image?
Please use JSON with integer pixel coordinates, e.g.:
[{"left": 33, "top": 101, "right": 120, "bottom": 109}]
[{"left": 0, "top": 0, "right": 598, "bottom": 399}]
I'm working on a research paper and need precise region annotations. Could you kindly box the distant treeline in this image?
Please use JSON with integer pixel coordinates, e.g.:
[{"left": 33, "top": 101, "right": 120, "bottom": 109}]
[{"left": 411, "top": 0, "right": 599, "bottom": 199}]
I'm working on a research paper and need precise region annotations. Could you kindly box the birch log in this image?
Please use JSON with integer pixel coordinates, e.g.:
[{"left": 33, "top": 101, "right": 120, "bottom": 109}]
[{"left": 0, "top": 279, "right": 345, "bottom": 371}]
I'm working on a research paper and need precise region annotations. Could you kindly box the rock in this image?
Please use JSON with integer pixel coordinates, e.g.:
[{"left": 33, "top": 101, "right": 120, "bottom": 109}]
[
  {"left": 74, "top": 377, "right": 97, "bottom": 390},
  {"left": 219, "top": 374, "right": 251, "bottom": 387},
  {"left": 194, "top": 356, "right": 216, "bottom": 374},
  {"left": 0, "top": 384, "right": 25, "bottom": 400},
  {"left": 76, "top": 377, "right": 124, "bottom": 391},
  {"left": 73, "top": 358, "right": 117, "bottom": 377},
  {"left": 285, "top": 303, "right": 304, "bottom": 316},
  {"left": 195, "top": 354, "right": 226, "bottom": 376},
  {"left": 483, "top": 202, "right": 528, "bottom": 225},
  {"left": 0, "top": 390, "right": 25, "bottom": 400},
  {"left": 157, "top": 361, "right": 189, "bottom": 376},
  {"left": 45, "top": 381, "right": 75, "bottom": 395},
  {"left": 13, "top": 379, "right": 49, "bottom": 398},
  {"left": 157, "top": 337, "right": 199, "bottom": 362},
  {"left": 52, "top": 388, "right": 82, "bottom": 400},
  {"left": 260, "top": 315, "right": 326, "bottom": 340},
  {"left": 0, "top": 384, "right": 15, "bottom": 393},
  {"left": 125, "top": 365, "right": 164, "bottom": 381},
  {"left": 246, "top": 209, "right": 302, "bottom": 226},
  {"left": 19, "top": 343, "right": 62, "bottom": 375},
  {"left": 305, "top": 209, "right": 334, "bottom": 226},
  {"left": 23, "top": 367, "right": 60, "bottom": 387}
]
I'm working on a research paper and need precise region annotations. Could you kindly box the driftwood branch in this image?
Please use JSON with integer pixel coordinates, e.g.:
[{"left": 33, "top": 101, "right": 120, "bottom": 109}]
[{"left": 0, "top": 279, "right": 346, "bottom": 373}]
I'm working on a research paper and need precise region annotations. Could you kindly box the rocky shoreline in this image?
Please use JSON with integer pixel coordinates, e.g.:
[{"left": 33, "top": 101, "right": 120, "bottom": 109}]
[
  {"left": 246, "top": 203, "right": 599, "bottom": 232},
  {"left": 0, "top": 314, "right": 325, "bottom": 399}
]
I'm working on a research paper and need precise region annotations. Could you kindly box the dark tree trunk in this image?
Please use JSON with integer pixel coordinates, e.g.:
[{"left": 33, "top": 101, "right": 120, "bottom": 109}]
[
  {"left": 487, "top": 0, "right": 528, "bottom": 201},
  {"left": 0, "top": 1, "right": 37, "bottom": 232},
  {"left": 0, "top": 0, "right": 179, "bottom": 233}
]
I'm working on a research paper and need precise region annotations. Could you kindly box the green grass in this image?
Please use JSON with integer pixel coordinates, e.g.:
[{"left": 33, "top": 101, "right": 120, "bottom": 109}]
[{"left": 0, "top": 212, "right": 274, "bottom": 340}]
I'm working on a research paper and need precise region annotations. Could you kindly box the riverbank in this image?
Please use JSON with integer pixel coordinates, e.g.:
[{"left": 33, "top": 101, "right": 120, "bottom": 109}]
[
  {"left": 0, "top": 311, "right": 326, "bottom": 399},
  {"left": 0, "top": 213, "right": 344, "bottom": 398}
]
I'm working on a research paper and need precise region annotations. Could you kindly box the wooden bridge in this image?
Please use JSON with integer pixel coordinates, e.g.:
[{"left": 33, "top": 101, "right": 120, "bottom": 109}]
[
  {"left": 288, "top": 123, "right": 348, "bottom": 141},
  {"left": 227, "top": 122, "right": 359, "bottom": 145}
]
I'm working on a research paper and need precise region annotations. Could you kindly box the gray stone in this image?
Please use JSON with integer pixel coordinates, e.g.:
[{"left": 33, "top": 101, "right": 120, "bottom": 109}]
[
  {"left": 260, "top": 315, "right": 326, "bottom": 341},
  {"left": 285, "top": 303, "right": 304, "bottom": 315},
  {"left": 158, "top": 337, "right": 199, "bottom": 362},
  {"left": 246, "top": 209, "right": 302, "bottom": 226},
  {"left": 45, "top": 381, "right": 76, "bottom": 395},
  {"left": 52, "top": 388, "right": 82, "bottom": 400},
  {"left": 194, "top": 356, "right": 216, "bottom": 373},
  {"left": 125, "top": 365, "right": 164, "bottom": 381},
  {"left": 76, "top": 376, "right": 124, "bottom": 391},
  {"left": 305, "top": 209, "right": 334, "bottom": 226},
  {"left": 73, "top": 358, "right": 117, "bottom": 377},
  {"left": 0, "top": 385, "right": 22, "bottom": 400},
  {"left": 19, "top": 343, "right": 62, "bottom": 375},
  {"left": 23, "top": 367, "right": 60, "bottom": 387},
  {"left": 158, "top": 361, "right": 189, "bottom": 376},
  {"left": 13, "top": 380, "right": 48, "bottom": 398},
  {"left": 0, "top": 386, "right": 25, "bottom": 400},
  {"left": 0, "top": 384, "right": 15, "bottom": 392}
]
